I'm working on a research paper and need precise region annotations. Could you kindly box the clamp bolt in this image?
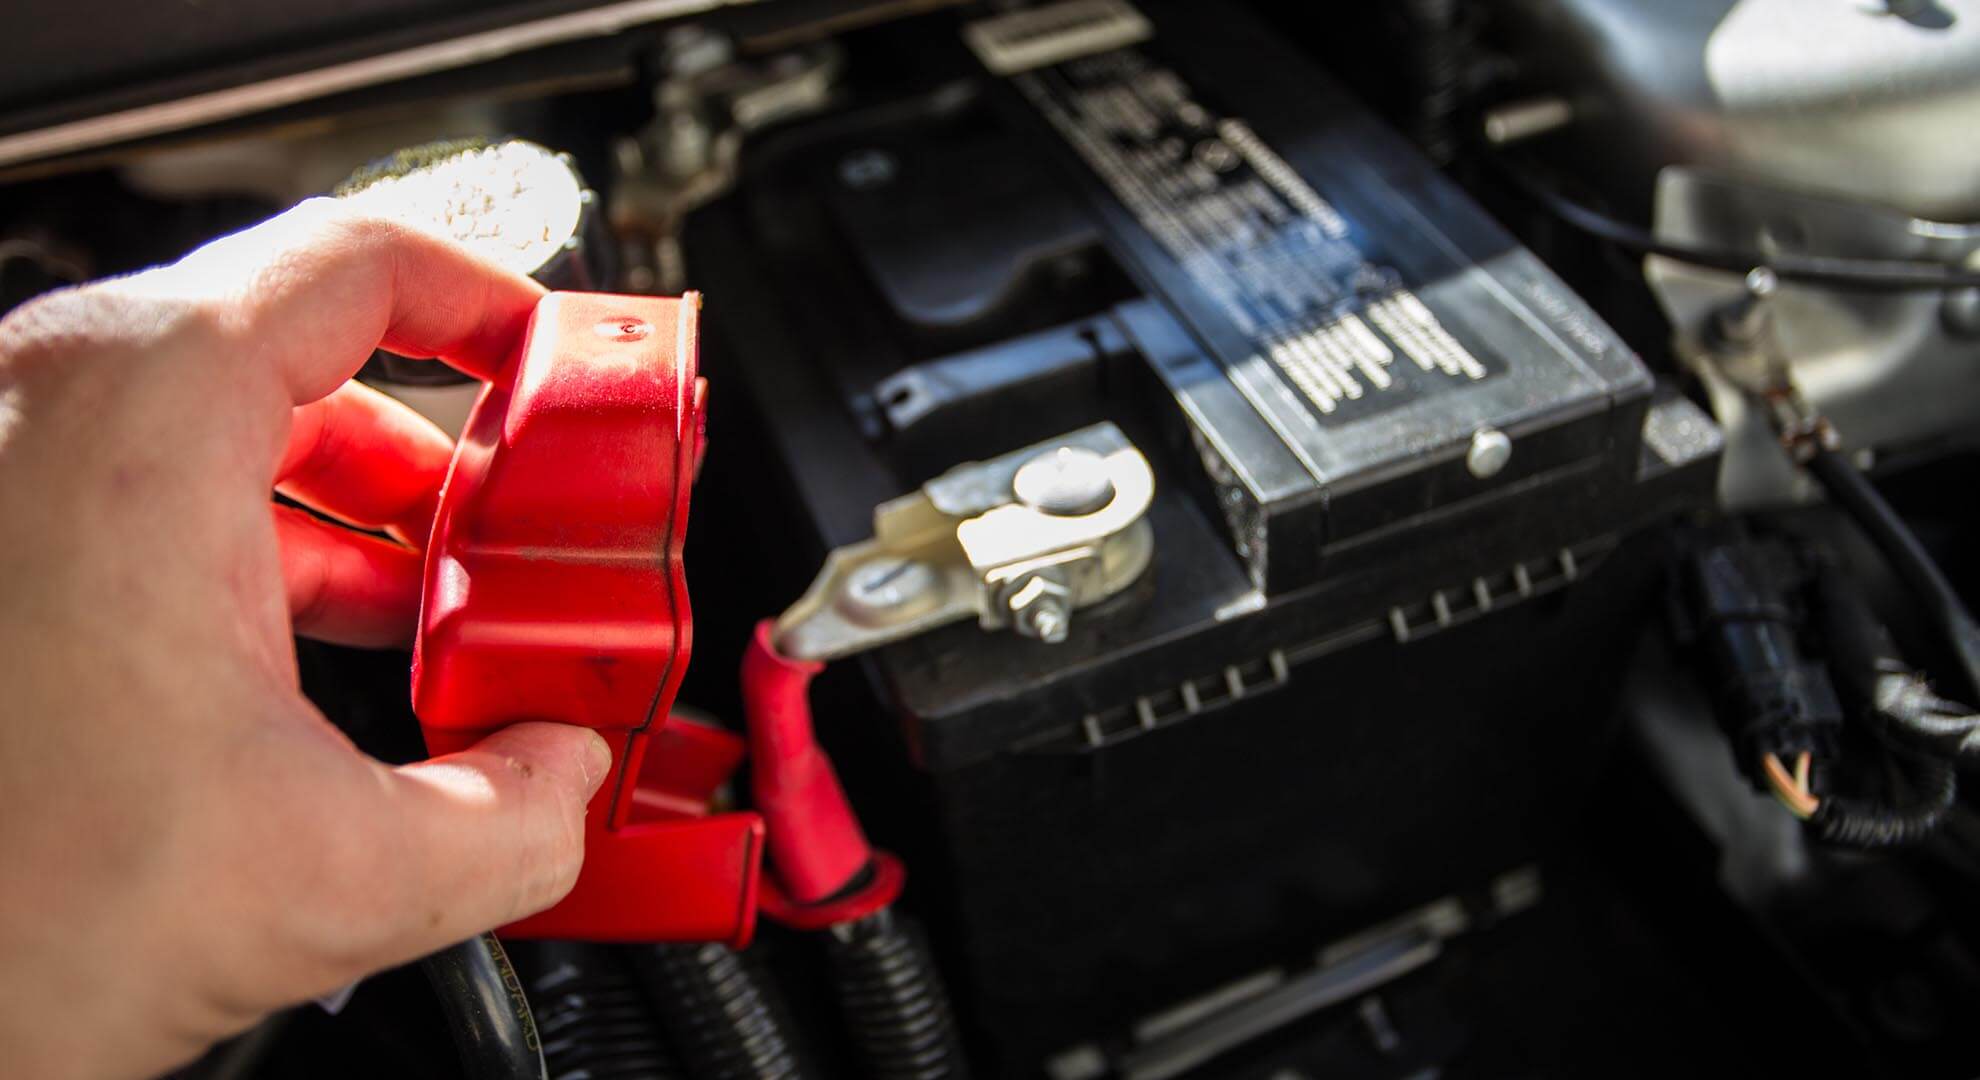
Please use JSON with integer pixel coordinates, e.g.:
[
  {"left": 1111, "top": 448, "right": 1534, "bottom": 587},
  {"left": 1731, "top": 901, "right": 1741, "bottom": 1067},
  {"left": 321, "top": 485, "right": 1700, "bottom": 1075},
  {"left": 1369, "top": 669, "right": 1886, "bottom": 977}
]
[
  {"left": 838, "top": 557, "right": 938, "bottom": 624},
  {"left": 1714, "top": 267, "right": 1779, "bottom": 348},
  {"left": 1013, "top": 446, "right": 1115, "bottom": 516},
  {"left": 1003, "top": 574, "right": 1074, "bottom": 644}
]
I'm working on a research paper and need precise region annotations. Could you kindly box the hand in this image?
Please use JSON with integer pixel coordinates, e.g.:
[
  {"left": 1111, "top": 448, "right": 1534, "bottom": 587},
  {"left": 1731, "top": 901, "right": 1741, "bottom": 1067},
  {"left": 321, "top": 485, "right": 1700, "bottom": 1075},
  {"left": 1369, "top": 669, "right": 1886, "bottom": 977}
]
[{"left": 0, "top": 200, "right": 612, "bottom": 1079}]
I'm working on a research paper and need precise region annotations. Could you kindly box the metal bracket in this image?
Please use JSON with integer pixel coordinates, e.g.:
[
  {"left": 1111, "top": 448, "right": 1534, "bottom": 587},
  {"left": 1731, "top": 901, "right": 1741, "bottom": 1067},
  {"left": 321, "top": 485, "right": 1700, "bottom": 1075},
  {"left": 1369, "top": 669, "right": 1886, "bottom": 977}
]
[
  {"left": 773, "top": 423, "right": 1156, "bottom": 662},
  {"left": 1679, "top": 266, "right": 1838, "bottom": 464}
]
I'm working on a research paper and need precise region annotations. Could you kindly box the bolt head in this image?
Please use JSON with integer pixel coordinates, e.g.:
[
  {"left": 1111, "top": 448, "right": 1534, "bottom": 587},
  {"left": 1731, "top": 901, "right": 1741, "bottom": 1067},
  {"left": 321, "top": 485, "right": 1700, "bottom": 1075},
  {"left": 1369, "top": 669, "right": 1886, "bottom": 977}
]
[
  {"left": 1744, "top": 266, "right": 1780, "bottom": 298},
  {"left": 1466, "top": 427, "right": 1512, "bottom": 479},
  {"left": 837, "top": 557, "right": 938, "bottom": 624},
  {"left": 1013, "top": 446, "right": 1114, "bottom": 516}
]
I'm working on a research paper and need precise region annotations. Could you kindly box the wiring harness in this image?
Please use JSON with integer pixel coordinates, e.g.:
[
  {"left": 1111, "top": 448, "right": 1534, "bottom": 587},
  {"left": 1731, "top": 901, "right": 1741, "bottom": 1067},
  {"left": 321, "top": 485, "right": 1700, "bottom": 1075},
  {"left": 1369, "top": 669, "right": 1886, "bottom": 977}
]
[
  {"left": 1654, "top": 251, "right": 1980, "bottom": 849},
  {"left": 1679, "top": 533, "right": 1965, "bottom": 849}
]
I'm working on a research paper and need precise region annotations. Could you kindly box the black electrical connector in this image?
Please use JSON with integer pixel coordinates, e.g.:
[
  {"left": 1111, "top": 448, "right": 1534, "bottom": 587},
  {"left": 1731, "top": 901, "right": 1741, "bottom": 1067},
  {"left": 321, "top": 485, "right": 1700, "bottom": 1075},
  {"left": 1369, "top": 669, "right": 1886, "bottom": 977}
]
[
  {"left": 1680, "top": 538, "right": 1844, "bottom": 783},
  {"left": 1678, "top": 533, "right": 1962, "bottom": 849}
]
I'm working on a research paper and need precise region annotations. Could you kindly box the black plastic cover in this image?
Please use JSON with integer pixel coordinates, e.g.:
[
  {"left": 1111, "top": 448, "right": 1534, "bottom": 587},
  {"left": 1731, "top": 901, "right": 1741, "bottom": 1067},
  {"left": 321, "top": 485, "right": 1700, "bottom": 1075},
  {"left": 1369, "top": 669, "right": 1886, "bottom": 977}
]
[{"left": 986, "top": 2, "right": 1654, "bottom": 593}]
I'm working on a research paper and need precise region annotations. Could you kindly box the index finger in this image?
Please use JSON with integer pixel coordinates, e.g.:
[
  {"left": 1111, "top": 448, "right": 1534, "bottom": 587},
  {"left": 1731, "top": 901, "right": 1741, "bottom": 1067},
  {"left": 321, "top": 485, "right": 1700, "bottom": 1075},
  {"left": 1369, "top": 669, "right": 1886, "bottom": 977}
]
[{"left": 125, "top": 198, "right": 544, "bottom": 402}]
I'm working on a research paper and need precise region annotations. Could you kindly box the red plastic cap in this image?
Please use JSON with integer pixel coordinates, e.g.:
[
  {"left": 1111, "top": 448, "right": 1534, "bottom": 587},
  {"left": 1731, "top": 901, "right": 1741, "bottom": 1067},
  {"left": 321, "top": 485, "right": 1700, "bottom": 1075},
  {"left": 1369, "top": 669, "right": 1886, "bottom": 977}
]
[
  {"left": 411, "top": 292, "right": 761, "bottom": 945},
  {"left": 414, "top": 293, "right": 703, "bottom": 763}
]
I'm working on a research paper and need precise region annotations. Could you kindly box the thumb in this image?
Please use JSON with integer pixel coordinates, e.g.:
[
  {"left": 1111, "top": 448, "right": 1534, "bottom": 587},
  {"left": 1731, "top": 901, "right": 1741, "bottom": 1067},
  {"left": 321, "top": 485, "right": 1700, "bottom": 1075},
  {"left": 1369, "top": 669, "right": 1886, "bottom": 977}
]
[{"left": 370, "top": 723, "right": 610, "bottom": 960}]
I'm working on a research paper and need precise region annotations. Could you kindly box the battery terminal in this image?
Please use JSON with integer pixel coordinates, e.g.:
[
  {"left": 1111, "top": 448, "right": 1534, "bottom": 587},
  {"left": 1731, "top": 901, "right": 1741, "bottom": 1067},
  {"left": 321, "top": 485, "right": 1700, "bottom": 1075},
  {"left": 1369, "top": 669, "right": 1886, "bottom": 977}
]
[{"left": 774, "top": 422, "right": 1156, "bottom": 661}]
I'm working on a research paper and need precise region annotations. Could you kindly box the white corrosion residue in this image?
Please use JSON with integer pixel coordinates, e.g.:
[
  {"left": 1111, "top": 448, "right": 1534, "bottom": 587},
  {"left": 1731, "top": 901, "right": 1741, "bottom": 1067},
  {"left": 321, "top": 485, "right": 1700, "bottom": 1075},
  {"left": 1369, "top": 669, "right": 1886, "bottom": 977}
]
[{"left": 340, "top": 139, "right": 582, "bottom": 277}]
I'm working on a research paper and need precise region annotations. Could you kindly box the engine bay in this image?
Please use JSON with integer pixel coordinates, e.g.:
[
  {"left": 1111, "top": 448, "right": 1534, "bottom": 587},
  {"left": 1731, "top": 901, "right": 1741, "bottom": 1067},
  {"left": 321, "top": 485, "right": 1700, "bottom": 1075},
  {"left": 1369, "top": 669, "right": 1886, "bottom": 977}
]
[{"left": 6, "top": 1, "right": 1980, "bottom": 1077}]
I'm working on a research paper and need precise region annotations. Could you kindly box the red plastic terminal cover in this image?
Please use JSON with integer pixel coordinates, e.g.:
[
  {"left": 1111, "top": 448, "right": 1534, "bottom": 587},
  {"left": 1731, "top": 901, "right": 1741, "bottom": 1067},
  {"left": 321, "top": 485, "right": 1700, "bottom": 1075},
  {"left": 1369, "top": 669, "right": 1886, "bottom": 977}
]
[{"left": 412, "top": 292, "right": 763, "bottom": 946}]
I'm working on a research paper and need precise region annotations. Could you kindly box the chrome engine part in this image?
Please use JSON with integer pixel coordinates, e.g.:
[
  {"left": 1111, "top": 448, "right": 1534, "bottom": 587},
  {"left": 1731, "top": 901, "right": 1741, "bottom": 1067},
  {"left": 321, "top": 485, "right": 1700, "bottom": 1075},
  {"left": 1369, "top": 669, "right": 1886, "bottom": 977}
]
[
  {"left": 1649, "top": 169, "right": 1980, "bottom": 506},
  {"left": 1495, "top": 0, "right": 1980, "bottom": 507},
  {"left": 1494, "top": 0, "right": 1980, "bottom": 222}
]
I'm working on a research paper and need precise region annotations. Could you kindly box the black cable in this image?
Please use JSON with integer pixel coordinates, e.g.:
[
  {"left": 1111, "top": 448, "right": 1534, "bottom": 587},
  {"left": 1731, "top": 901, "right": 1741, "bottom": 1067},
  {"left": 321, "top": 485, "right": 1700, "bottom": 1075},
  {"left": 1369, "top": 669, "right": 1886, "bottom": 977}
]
[
  {"left": 513, "top": 941, "right": 687, "bottom": 1079},
  {"left": 421, "top": 934, "right": 549, "bottom": 1080},
  {"left": 823, "top": 909, "right": 970, "bottom": 1080},
  {"left": 1498, "top": 163, "right": 1980, "bottom": 292},
  {"left": 1805, "top": 446, "right": 1980, "bottom": 706},
  {"left": 635, "top": 942, "right": 812, "bottom": 1080},
  {"left": 1814, "top": 562, "right": 1980, "bottom": 765},
  {"left": 1811, "top": 751, "right": 1958, "bottom": 849}
]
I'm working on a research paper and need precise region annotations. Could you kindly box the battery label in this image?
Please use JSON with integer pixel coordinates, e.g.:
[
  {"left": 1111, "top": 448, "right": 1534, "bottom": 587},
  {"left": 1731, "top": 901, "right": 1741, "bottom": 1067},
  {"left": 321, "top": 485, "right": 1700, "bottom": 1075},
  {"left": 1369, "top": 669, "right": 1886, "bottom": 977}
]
[{"left": 1005, "top": 45, "right": 1497, "bottom": 423}]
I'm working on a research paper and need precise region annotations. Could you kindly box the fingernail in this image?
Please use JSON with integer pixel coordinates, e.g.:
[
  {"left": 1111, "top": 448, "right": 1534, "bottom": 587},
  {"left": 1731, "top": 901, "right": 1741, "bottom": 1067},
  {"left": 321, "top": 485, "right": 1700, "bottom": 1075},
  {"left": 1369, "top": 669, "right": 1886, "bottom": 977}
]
[{"left": 582, "top": 732, "right": 612, "bottom": 797}]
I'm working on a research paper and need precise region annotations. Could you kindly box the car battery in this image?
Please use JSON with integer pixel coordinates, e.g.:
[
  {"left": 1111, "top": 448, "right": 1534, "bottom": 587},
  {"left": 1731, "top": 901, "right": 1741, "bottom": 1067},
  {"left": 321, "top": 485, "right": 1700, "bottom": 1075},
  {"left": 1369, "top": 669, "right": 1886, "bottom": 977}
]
[{"left": 679, "top": 0, "right": 1723, "bottom": 1070}]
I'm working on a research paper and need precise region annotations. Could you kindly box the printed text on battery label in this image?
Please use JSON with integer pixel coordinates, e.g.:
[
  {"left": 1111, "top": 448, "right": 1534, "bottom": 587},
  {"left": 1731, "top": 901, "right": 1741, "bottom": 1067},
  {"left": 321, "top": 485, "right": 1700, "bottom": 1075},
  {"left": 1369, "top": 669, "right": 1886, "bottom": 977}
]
[{"left": 1014, "top": 48, "right": 1494, "bottom": 422}]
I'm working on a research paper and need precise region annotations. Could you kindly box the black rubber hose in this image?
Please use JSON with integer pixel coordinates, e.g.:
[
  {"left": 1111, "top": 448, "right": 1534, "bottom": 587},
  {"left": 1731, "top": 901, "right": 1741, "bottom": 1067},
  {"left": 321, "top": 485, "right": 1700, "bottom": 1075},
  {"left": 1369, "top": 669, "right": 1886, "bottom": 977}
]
[
  {"left": 1811, "top": 752, "right": 1958, "bottom": 849},
  {"left": 1805, "top": 446, "right": 1980, "bottom": 705},
  {"left": 421, "top": 934, "right": 549, "bottom": 1080},
  {"left": 823, "top": 909, "right": 969, "bottom": 1080},
  {"left": 634, "top": 943, "right": 812, "bottom": 1080},
  {"left": 1496, "top": 161, "right": 1980, "bottom": 292},
  {"left": 515, "top": 941, "right": 685, "bottom": 1079}
]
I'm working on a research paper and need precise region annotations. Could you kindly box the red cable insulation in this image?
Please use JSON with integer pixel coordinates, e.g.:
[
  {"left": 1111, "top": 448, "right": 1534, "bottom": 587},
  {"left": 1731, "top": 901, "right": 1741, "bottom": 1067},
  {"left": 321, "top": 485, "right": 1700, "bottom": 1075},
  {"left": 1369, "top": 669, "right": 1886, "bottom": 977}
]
[{"left": 741, "top": 619, "right": 876, "bottom": 905}]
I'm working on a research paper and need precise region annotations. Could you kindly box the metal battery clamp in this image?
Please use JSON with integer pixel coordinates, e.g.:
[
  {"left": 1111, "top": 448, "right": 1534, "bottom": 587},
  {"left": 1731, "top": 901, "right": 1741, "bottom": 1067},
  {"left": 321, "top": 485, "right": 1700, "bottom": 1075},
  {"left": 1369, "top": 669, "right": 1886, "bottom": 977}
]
[{"left": 772, "top": 422, "right": 1156, "bottom": 662}]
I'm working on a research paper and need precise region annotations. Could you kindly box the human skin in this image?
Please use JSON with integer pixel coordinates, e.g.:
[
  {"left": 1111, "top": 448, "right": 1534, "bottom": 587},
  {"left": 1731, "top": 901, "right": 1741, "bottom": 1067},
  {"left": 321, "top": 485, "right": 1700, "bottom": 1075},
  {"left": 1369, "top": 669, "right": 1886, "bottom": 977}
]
[{"left": 0, "top": 199, "right": 611, "bottom": 1079}]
